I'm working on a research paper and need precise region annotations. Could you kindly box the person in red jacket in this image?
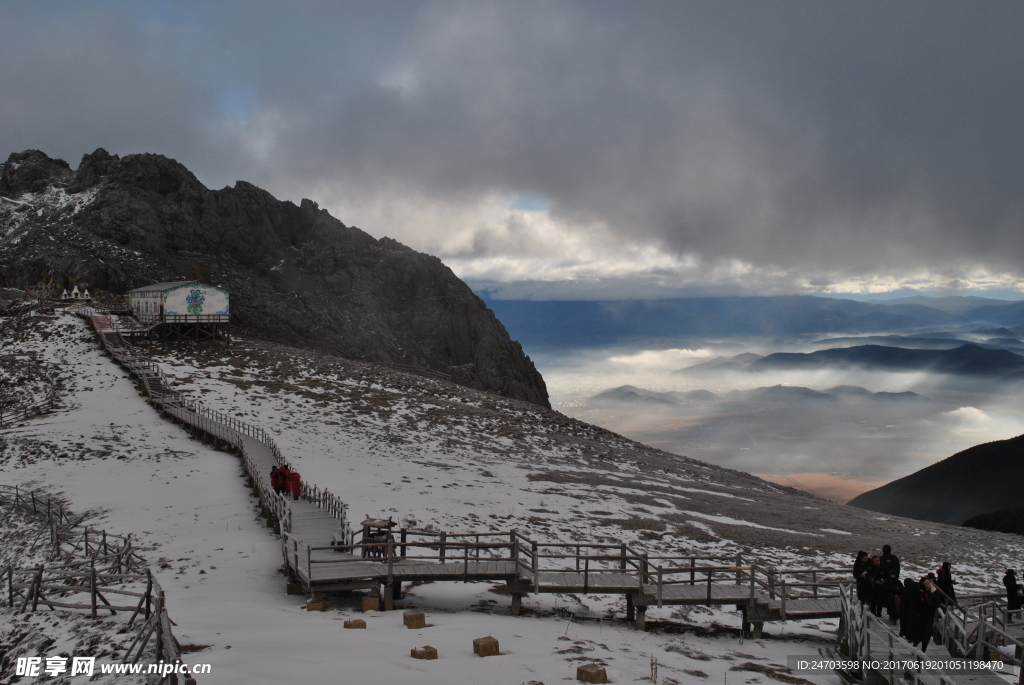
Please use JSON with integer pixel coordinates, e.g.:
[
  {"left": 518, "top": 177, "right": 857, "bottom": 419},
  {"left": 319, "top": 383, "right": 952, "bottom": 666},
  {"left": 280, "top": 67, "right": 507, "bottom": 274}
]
[
  {"left": 287, "top": 470, "right": 301, "bottom": 501},
  {"left": 270, "top": 466, "right": 284, "bottom": 495},
  {"left": 275, "top": 466, "right": 291, "bottom": 497}
]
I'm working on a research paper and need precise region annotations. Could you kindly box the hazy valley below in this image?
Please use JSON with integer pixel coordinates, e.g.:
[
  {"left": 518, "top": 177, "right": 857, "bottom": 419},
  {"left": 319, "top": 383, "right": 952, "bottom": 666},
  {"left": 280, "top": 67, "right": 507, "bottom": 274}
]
[{"left": 491, "top": 295, "right": 1024, "bottom": 504}]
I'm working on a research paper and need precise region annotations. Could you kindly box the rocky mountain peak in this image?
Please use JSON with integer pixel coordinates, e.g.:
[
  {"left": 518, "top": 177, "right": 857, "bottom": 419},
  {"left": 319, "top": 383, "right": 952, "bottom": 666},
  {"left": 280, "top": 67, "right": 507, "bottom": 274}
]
[{"left": 0, "top": 148, "right": 550, "bottom": 407}]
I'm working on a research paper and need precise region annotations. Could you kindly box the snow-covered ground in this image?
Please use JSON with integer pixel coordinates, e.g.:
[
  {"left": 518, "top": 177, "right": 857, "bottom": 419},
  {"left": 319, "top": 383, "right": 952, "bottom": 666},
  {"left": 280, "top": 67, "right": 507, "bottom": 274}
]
[{"left": 2, "top": 311, "right": 1021, "bottom": 684}]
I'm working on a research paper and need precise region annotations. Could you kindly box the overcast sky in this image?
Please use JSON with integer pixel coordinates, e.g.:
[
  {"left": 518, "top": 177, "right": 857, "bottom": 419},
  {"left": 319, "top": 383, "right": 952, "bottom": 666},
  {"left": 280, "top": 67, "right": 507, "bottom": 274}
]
[{"left": 3, "top": 2, "right": 1023, "bottom": 299}]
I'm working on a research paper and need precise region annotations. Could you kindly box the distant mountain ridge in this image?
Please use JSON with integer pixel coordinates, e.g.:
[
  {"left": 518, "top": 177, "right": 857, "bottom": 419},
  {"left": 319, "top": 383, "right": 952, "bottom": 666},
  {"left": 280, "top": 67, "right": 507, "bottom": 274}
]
[
  {"left": 674, "top": 352, "right": 763, "bottom": 375},
  {"left": 883, "top": 295, "right": 1015, "bottom": 316},
  {"left": 591, "top": 383, "right": 921, "bottom": 405},
  {"left": 812, "top": 334, "right": 1022, "bottom": 351},
  {"left": 749, "top": 344, "right": 1024, "bottom": 378},
  {"left": 480, "top": 296, "right": 1024, "bottom": 350},
  {"left": 849, "top": 434, "right": 1024, "bottom": 524}
]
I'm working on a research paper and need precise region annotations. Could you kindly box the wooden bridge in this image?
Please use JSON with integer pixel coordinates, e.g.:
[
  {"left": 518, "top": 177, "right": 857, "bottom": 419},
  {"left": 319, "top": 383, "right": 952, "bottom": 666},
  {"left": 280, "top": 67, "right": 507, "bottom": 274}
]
[
  {"left": 76, "top": 307, "right": 845, "bottom": 636},
  {"left": 284, "top": 531, "right": 845, "bottom": 632},
  {"left": 64, "top": 306, "right": 1024, "bottom": 683}
]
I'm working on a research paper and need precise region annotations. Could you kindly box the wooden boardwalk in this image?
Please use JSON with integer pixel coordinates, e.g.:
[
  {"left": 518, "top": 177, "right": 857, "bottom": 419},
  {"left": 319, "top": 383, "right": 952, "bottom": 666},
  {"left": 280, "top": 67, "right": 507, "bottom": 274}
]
[
  {"left": 74, "top": 306, "right": 1022, "bottom": 685},
  {"left": 80, "top": 307, "right": 850, "bottom": 628},
  {"left": 838, "top": 586, "right": 1014, "bottom": 685}
]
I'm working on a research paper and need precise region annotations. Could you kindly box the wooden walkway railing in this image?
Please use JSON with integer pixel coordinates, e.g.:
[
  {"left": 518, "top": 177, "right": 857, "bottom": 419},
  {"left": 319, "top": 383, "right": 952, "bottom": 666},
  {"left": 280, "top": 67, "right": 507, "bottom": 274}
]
[
  {"left": 931, "top": 586, "right": 1024, "bottom": 681},
  {"left": 76, "top": 306, "right": 354, "bottom": 559},
  {"left": 0, "top": 484, "right": 195, "bottom": 685},
  {"left": 838, "top": 582, "right": 1015, "bottom": 685},
  {"left": 0, "top": 351, "right": 59, "bottom": 427}
]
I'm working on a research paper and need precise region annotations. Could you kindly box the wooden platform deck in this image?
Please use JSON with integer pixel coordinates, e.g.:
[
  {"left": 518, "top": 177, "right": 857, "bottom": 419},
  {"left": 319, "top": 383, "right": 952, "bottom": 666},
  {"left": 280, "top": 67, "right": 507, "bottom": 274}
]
[
  {"left": 774, "top": 597, "right": 841, "bottom": 618},
  {"left": 298, "top": 554, "right": 519, "bottom": 584},
  {"left": 536, "top": 571, "right": 636, "bottom": 594}
]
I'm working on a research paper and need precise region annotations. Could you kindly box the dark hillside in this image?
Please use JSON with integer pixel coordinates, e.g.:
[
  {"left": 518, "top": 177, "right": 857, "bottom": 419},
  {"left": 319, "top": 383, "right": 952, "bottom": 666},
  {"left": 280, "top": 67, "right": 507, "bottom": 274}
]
[
  {"left": 849, "top": 434, "right": 1024, "bottom": 524},
  {"left": 964, "top": 508, "right": 1024, "bottom": 536},
  {"left": 0, "top": 149, "right": 549, "bottom": 406}
]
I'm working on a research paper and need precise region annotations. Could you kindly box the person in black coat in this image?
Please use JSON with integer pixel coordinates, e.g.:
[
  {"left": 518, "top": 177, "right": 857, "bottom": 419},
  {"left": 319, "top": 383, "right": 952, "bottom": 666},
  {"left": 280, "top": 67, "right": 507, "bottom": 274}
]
[
  {"left": 880, "top": 545, "right": 901, "bottom": 623},
  {"left": 899, "top": 578, "right": 919, "bottom": 639},
  {"left": 915, "top": 577, "right": 941, "bottom": 653},
  {"left": 853, "top": 551, "right": 872, "bottom": 606},
  {"left": 1005, "top": 569, "right": 1022, "bottom": 617},
  {"left": 869, "top": 555, "right": 887, "bottom": 617},
  {"left": 935, "top": 562, "right": 956, "bottom": 606}
]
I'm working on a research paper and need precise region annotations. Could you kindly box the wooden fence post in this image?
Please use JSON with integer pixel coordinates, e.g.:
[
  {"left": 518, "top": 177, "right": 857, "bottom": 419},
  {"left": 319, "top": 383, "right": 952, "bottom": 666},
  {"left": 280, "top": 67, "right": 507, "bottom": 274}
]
[
  {"left": 31, "top": 564, "right": 43, "bottom": 611},
  {"left": 155, "top": 591, "right": 164, "bottom": 660},
  {"left": 386, "top": 539, "right": 396, "bottom": 610},
  {"left": 90, "top": 561, "right": 98, "bottom": 619},
  {"left": 305, "top": 543, "right": 313, "bottom": 590},
  {"left": 532, "top": 540, "right": 539, "bottom": 592},
  {"left": 145, "top": 569, "right": 152, "bottom": 619}
]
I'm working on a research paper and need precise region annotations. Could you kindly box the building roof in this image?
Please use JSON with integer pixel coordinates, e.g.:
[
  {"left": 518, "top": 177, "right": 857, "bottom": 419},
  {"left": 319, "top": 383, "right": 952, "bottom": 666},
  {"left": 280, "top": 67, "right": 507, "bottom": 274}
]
[{"left": 128, "top": 280, "right": 225, "bottom": 294}]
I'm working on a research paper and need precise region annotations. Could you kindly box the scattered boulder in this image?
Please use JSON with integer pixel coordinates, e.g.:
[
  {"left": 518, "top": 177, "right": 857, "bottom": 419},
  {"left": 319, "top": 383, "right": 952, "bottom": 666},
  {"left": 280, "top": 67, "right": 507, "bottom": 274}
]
[{"left": 343, "top": 619, "right": 366, "bottom": 629}]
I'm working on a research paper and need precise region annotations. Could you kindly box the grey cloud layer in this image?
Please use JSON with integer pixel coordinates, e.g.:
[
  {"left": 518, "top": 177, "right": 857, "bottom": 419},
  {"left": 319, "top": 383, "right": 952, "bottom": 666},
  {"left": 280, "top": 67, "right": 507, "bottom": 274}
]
[{"left": 3, "top": 1, "right": 1022, "bottom": 283}]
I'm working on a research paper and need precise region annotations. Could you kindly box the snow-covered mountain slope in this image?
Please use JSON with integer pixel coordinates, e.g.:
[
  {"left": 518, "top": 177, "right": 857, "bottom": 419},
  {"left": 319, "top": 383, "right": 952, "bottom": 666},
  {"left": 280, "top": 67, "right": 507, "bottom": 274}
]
[
  {"left": 2, "top": 311, "right": 1020, "bottom": 684},
  {"left": 142, "top": 322, "right": 1021, "bottom": 579}
]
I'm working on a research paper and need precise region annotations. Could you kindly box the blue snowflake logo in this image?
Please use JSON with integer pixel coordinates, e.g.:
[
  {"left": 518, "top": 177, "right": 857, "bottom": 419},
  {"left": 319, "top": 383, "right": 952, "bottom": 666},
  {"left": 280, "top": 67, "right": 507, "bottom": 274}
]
[{"left": 186, "top": 289, "right": 205, "bottom": 315}]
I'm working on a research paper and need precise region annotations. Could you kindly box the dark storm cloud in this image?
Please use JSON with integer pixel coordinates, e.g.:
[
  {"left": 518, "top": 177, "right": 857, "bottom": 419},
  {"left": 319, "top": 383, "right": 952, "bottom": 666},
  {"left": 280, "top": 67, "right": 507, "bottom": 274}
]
[{"left": 2, "top": 1, "right": 1022, "bottom": 284}]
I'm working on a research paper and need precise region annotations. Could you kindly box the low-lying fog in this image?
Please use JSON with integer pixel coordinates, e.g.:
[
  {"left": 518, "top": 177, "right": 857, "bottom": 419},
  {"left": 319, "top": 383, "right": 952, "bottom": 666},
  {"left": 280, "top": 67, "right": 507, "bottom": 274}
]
[{"left": 534, "top": 340, "right": 1024, "bottom": 503}]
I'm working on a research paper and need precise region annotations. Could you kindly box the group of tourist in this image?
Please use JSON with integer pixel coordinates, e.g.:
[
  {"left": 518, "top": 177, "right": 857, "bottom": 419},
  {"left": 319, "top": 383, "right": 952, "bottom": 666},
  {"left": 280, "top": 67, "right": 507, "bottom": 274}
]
[
  {"left": 854, "top": 547, "right": 1024, "bottom": 656},
  {"left": 852, "top": 546, "right": 954, "bottom": 653},
  {"left": 270, "top": 465, "right": 302, "bottom": 500}
]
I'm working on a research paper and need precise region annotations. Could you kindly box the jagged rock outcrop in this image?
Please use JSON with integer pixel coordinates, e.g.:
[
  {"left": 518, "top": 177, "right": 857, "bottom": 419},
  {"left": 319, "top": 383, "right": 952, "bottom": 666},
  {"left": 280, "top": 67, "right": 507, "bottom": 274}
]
[{"left": 0, "top": 149, "right": 549, "bottom": 407}]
